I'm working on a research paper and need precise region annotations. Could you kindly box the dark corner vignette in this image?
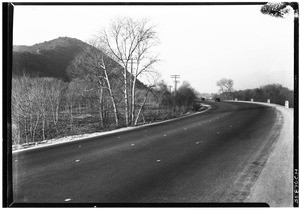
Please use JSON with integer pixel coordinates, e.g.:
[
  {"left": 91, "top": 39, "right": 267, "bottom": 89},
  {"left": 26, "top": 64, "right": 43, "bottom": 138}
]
[
  {"left": 3, "top": 2, "right": 14, "bottom": 208},
  {"left": 294, "top": 2, "right": 299, "bottom": 208}
]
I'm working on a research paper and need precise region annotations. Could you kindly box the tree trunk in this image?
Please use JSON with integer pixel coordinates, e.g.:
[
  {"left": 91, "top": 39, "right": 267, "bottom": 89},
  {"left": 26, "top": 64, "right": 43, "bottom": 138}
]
[
  {"left": 103, "top": 69, "right": 119, "bottom": 127},
  {"left": 24, "top": 117, "right": 27, "bottom": 144},
  {"left": 54, "top": 103, "right": 59, "bottom": 133},
  {"left": 79, "top": 103, "right": 82, "bottom": 115},
  {"left": 142, "top": 112, "right": 146, "bottom": 124},
  {"left": 134, "top": 89, "right": 150, "bottom": 126},
  {"left": 97, "top": 88, "right": 104, "bottom": 128},
  {"left": 124, "top": 66, "right": 129, "bottom": 126},
  {"left": 32, "top": 113, "right": 40, "bottom": 143},
  {"left": 29, "top": 114, "right": 33, "bottom": 142},
  {"left": 42, "top": 113, "right": 46, "bottom": 141},
  {"left": 50, "top": 100, "right": 56, "bottom": 131},
  {"left": 69, "top": 102, "right": 73, "bottom": 131},
  {"left": 49, "top": 96, "right": 60, "bottom": 133},
  {"left": 18, "top": 115, "right": 23, "bottom": 145},
  {"left": 131, "top": 76, "right": 137, "bottom": 126},
  {"left": 129, "top": 59, "right": 133, "bottom": 125},
  {"left": 18, "top": 119, "right": 22, "bottom": 145}
]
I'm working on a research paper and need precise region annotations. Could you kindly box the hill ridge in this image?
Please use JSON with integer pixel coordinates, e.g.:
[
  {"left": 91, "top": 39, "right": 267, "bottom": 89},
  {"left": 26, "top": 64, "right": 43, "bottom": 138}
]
[
  {"left": 13, "top": 37, "right": 99, "bottom": 80},
  {"left": 12, "top": 36, "right": 146, "bottom": 89},
  {"left": 13, "top": 37, "right": 86, "bottom": 53}
]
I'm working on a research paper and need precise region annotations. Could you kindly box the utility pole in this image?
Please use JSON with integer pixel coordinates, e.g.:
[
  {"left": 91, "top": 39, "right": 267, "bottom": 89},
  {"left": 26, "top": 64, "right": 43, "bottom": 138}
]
[
  {"left": 169, "top": 86, "right": 172, "bottom": 93},
  {"left": 171, "top": 75, "right": 180, "bottom": 95}
]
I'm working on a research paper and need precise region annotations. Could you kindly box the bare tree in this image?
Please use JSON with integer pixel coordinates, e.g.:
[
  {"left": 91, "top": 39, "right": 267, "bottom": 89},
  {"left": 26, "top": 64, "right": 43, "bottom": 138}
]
[
  {"left": 65, "top": 79, "right": 84, "bottom": 131},
  {"left": 133, "top": 87, "right": 153, "bottom": 126},
  {"left": 44, "top": 78, "right": 66, "bottom": 133},
  {"left": 216, "top": 78, "right": 234, "bottom": 93},
  {"left": 30, "top": 78, "right": 49, "bottom": 141},
  {"left": 67, "top": 45, "right": 120, "bottom": 127},
  {"left": 133, "top": 73, "right": 160, "bottom": 126},
  {"left": 97, "top": 17, "right": 159, "bottom": 126},
  {"left": 216, "top": 78, "right": 234, "bottom": 99},
  {"left": 12, "top": 75, "right": 43, "bottom": 144},
  {"left": 12, "top": 76, "right": 28, "bottom": 145}
]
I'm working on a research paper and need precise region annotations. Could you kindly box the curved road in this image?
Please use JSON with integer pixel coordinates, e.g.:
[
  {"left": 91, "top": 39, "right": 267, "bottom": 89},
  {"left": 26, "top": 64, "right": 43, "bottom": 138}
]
[{"left": 12, "top": 101, "right": 282, "bottom": 204}]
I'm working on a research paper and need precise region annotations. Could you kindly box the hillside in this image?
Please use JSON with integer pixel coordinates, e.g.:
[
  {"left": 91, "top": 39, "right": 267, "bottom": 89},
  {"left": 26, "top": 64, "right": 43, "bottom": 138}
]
[
  {"left": 12, "top": 37, "right": 145, "bottom": 89},
  {"left": 13, "top": 37, "right": 89, "bottom": 80}
]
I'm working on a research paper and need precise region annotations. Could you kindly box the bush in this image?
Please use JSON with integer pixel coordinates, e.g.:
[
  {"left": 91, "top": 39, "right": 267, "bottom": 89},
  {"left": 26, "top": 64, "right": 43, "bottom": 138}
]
[{"left": 232, "top": 84, "right": 294, "bottom": 107}]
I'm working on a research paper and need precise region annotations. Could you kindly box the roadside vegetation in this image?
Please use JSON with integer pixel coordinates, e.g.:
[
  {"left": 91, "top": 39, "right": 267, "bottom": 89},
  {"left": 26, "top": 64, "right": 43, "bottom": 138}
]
[
  {"left": 11, "top": 75, "right": 199, "bottom": 148},
  {"left": 214, "top": 78, "right": 294, "bottom": 108},
  {"left": 11, "top": 17, "right": 200, "bottom": 149},
  {"left": 231, "top": 84, "right": 294, "bottom": 108}
]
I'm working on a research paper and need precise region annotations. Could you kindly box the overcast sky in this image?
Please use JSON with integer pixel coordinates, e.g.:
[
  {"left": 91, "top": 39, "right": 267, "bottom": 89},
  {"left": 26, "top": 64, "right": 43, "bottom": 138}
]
[{"left": 13, "top": 5, "right": 294, "bottom": 93}]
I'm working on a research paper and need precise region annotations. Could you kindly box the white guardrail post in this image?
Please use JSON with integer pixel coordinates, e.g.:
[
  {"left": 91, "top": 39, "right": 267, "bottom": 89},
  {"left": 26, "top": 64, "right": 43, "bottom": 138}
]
[
  {"left": 251, "top": 98, "right": 254, "bottom": 102},
  {"left": 285, "top": 100, "right": 289, "bottom": 108},
  {"left": 235, "top": 98, "right": 238, "bottom": 101},
  {"left": 267, "top": 99, "right": 270, "bottom": 103}
]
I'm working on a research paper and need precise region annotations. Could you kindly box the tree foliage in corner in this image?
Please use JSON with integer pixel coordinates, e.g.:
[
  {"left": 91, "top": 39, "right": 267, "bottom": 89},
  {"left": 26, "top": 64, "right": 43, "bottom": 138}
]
[{"left": 261, "top": 2, "right": 298, "bottom": 18}]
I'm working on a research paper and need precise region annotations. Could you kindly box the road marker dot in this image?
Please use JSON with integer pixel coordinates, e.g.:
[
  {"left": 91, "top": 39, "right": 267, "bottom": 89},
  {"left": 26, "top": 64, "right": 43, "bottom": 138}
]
[
  {"left": 131, "top": 144, "right": 135, "bottom": 146},
  {"left": 184, "top": 128, "right": 187, "bottom": 130},
  {"left": 196, "top": 142, "right": 199, "bottom": 144},
  {"left": 118, "top": 136, "right": 120, "bottom": 138},
  {"left": 75, "top": 160, "right": 80, "bottom": 162},
  {"left": 217, "top": 132, "right": 220, "bottom": 134},
  {"left": 78, "top": 145, "right": 81, "bottom": 148},
  {"left": 164, "top": 134, "right": 167, "bottom": 136},
  {"left": 15, "top": 160, "right": 18, "bottom": 162},
  {"left": 157, "top": 159, "right": 161, "bottom": 162},
  {"left": 65, "top": 198, "right": 71, "bottom": 202}
]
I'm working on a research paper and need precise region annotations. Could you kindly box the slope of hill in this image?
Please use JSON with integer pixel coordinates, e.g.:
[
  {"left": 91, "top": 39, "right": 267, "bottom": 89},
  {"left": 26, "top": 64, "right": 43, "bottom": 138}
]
[
  {"left": 12, "top": 37, "right": 146, "bottom": 90},
  {"left": 13, "top": 37, "right": 89, "bottom": 80}
]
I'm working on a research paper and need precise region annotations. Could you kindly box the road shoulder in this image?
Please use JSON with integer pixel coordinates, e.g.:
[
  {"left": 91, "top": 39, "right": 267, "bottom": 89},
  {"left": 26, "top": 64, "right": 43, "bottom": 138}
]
[
  {"left": 230, "top": 101, "right": 294, "bottom": 207},
  {"left": 247, "top": 105, "right": 293, "bottom": 206}
]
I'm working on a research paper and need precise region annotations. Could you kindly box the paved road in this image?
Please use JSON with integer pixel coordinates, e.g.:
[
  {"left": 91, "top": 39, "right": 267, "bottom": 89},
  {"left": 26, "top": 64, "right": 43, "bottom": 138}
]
[{"left": 12, "top": 101, "right": 282, "bottom": 204}]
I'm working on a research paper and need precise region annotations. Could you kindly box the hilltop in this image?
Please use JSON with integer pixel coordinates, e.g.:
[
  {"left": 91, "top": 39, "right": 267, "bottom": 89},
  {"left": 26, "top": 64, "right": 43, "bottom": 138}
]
[
  {"left": 13, "top": 37, "right": 98, "bottom": 80},
  {"left": 12, "top": 36, "right": 147, "bottom": 90},
  {"left": 13, "top": 37, "right": 89, "bottom": 80}
]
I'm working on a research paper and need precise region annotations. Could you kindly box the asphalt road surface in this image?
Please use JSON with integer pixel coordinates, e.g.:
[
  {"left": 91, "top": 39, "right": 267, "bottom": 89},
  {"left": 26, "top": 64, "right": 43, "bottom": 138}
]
[{"left": 12, "top": 101, "right": 282, "bottom": 204}]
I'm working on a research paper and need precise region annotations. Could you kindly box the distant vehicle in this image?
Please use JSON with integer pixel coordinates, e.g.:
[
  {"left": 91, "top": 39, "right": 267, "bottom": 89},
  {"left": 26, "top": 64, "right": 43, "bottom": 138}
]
[
  {"left": 200, "top": 97, "right": 206, "bottom": 101},
  {"left": 215, "top": 97, "right": 221, "bottom": 102}
]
